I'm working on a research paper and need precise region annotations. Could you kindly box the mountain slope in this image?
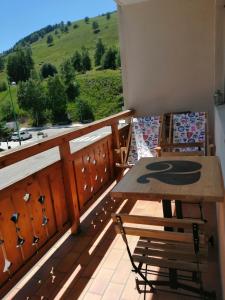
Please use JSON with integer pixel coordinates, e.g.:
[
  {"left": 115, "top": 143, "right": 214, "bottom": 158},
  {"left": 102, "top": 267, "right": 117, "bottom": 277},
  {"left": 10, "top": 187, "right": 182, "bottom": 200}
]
[
  {"left": 1, "top": 12, "right": 119, "bottom": 76},
  {"left": 0, "top": 12, "right": 122, "bottom": 123}
]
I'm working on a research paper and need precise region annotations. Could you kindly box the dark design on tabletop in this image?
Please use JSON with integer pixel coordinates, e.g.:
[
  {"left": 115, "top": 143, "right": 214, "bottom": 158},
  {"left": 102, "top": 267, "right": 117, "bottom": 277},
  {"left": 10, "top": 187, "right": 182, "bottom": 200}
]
[{"left": 137, "top": 160, "right": 202, "bottom": 185}]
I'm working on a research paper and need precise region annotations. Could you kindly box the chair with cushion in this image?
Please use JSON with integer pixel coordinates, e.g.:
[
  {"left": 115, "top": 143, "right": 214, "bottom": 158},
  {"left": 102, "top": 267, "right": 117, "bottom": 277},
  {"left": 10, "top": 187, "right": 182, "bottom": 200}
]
[
  {"left": 115, "top": 115, "right": 163, "bottom": 168},
  {"left": 158, "top": 112, "right": 214, "bottom": 156}
]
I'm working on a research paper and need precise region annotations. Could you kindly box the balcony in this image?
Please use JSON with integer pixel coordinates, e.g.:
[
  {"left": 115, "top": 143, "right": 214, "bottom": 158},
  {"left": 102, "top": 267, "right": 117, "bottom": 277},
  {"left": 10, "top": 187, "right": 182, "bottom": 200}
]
[
  {"left": 1, "top": 1, "right": 225, "bottom": 298},
  {"left": 0, "top": 109, "right": 223, "bottom": 299}
]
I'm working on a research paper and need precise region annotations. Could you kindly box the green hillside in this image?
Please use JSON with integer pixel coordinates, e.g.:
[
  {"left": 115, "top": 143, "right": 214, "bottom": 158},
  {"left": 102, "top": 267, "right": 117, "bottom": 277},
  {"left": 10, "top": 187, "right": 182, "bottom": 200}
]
[
  {"left": 0, "top": 12, "right": 123, "bottom": 124},
  {"left": 1, "top": 12, "right": 119, "bottom": 78}
]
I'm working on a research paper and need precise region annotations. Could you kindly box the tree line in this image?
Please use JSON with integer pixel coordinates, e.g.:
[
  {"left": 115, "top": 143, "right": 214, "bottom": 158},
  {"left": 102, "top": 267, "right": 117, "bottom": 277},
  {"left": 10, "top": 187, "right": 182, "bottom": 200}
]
[
  {"left": 0, "top": 46, "right": 95, "bottom": 126},
  {"left": 0, "top": 40, "right": 120, "bottom": 127},
  {"left": 1, "top": 11, "right": 114, "bottom": 57}
]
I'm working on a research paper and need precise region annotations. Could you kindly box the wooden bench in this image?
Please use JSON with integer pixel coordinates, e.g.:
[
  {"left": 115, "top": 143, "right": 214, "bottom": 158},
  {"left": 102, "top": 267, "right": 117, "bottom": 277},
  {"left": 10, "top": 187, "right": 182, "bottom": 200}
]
[{"left": 112, "top": 213, "right": 216, "bottom": 299}]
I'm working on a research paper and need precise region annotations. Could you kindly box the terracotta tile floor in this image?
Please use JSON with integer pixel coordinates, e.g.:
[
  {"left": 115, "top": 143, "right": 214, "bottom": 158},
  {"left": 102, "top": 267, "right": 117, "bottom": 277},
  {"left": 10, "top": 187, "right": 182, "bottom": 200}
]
[{"left": 6, "top": 188, "right": 222, "bottom": 300}]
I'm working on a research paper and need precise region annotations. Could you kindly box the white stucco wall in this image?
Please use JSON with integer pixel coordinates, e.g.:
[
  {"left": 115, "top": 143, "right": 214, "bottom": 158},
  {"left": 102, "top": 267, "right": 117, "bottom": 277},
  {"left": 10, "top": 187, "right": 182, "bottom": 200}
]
[
  {"left": 215, "top": 106, "right": 225, "bottom": 297},
  {"left": 118, "top": 0, "right": 215, "bottom": 131}
]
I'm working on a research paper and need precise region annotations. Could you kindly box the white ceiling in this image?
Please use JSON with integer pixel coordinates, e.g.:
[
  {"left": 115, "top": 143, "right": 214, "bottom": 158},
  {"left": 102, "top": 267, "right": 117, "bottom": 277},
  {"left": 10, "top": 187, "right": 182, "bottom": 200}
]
[{"left": 115, "top": 0, "right": 149, "bottom": 6}]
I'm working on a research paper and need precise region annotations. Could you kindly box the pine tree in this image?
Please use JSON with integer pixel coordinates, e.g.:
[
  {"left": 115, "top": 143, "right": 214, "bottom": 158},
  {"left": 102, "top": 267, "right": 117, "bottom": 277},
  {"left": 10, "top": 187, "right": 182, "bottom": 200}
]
[
  {"left": 47, "top": 75, "right": 68, "bottom": 124},
  {"left": 81, "top": 48, "right": 92, "bottom": 72},
  {"left": 47, "top": 34, "right": 54, "bottom": 45},
  {"left": 92, "top": 21, "right": 100, "bottom": 34},
  {"left": 101, "top": 48, "right": 117, "bottom": 70},
  {"left": 84, "top": 17, "right": 89, "bottom": 24},
  {"left": 41, "top": 63, "right": 57, "bottom": 78},
  {"left": 60, "top": 59, "right": 79, "bottom": 101},
  {"left": 60, "top": 59, "right": 75, "bottom": 86},
  {"left": 0, "top": 55, "right": 5, "bottom": 72},
  {"left": 71, "top": 51, "right": 82, "bottom": 72},
  {"left": 116, "top": 50, "right": 121, "bottom": 68},
  {"left": 7, "top": 47, "right": 34, "bottom": 83},
  {"left": 18, "top": 79, "right": 46, "bottom": 126},
  {"left": 94, "top": 39, "right": 105, "bottom": 66}
]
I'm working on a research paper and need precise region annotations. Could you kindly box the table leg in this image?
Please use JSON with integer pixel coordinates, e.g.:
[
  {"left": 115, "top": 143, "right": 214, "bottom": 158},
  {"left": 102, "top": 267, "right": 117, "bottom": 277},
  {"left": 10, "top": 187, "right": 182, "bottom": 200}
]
[
  {"left": 175, "top": 200, "right": 184, "bottom": 232},
  {"left": 162, "top": 200, "right": 173, "bottom": 231},
  {"left": 162, "top": 199, "right": 178, "bottom": 289}
]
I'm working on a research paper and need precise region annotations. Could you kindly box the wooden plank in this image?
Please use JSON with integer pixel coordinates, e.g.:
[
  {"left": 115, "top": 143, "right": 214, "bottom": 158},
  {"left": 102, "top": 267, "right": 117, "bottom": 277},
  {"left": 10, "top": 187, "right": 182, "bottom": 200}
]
[
  {"left": 111, "top": 123, "right": 122, "bottom": 179},
  {"left": 26, "top": 179, "right": 48, "bottom": 248},
  {"left": 73, "top": 154, "right": 87, "bottom": 210},
  {"left": 0, "top": 243, "right": 8, "bottom": 285},
  {"left": 48, "top": 165, "right": 69, "bottom": 229},
  {"left": 0, "top": 110, "right": 134, "bottom": 169},
  {"left": 0, "top": 196, "right": 23, "bottom": 276},
  {"left": 114, "top": 225, "right": 206, "bottom": 244},
  {"left": 160, "top": 151, "right": 204, "bottom": 157},
  {"left": 160, "top": 142, "right": 204, "bottom": 148},
  {"left": 0, "top": 223, "right": 70, "bottom": 298},
  {"left": 132, "top": 255, "right": 208, "bottom": 272},
  {"left": 11, "top": 188, "right": 36, "bottom": 260},
  {"left": 37, "top": 173, "right": 57, "bottom": 238},
  {"left": 133, "top": 247, "right": 207, "bottom": 262},
  {"left": 112, "top": 214, "right": 205, "bottom": 229},
  {"left": 59, "top": 141, "right": 80, "bottom": 233},
  {"left": 137, "top": 240, "right": 208, "bottom": 256},
  {"left": 111, "top": 156, "right": 225, "bottom": 202}
]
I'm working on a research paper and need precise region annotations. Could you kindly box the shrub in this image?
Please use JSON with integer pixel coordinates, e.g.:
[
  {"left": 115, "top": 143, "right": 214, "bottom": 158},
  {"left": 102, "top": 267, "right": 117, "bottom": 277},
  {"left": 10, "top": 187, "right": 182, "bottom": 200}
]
[
  {"left": 41, "top": 63, "right": 57, "bottom": 78},
  {"left": 0, "top": 81, "right": 7, "bottom": 92}
]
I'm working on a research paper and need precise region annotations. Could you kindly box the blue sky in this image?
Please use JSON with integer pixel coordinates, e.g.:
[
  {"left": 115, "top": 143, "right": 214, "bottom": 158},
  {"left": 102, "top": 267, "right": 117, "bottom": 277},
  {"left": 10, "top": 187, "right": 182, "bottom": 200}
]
[{"left": 0, "top": 0, "right": 117, "bottom": 53}]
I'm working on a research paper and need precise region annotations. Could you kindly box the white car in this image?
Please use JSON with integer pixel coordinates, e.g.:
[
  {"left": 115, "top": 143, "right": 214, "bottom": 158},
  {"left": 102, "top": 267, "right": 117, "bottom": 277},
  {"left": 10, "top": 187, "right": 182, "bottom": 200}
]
[{"left": 11, "top": 130, "right": 32, "bottom": 141}]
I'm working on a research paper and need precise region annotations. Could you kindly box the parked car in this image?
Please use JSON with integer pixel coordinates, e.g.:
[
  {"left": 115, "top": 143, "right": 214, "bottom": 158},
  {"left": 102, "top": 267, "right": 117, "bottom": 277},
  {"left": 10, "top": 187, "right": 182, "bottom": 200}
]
[
  {"left": 11, "top": 130, "right": 32, "bottom": 141},
  {"left": 37, "top": 131, "right": 48, "bottom": 138}
]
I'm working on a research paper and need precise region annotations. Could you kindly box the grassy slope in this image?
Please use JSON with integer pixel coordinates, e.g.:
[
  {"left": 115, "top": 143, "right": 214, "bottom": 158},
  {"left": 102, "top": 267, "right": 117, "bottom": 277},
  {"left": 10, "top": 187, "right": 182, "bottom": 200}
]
[
  {"left": 0, "top": 12, "right": 121, "bottom": 123},
  {"left": 68, "top": 69, "right": 122, "bottom": 120},
  {"left": 32, "top": 13, "right": 119, "bottom": 70}
]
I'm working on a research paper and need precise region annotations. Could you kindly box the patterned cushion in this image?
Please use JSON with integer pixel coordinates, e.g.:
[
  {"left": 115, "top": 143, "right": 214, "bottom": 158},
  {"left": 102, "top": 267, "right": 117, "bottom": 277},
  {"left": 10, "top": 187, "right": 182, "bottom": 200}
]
[
  {"left": 128, "top": 116, "right": 161, "bottom": 165},
  {"left": 172, "top": 112, "right": 206, "bottom": 152}
]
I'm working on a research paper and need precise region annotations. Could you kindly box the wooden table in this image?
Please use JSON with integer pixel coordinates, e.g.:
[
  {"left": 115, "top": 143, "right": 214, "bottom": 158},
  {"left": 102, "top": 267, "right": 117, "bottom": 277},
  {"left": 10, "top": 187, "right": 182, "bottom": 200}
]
[
  {"left": 111, "top": 156, "right": 224, "bottom": 290},
  {"left": 111, "top": 156, "right": 224, "bottom": 204}
]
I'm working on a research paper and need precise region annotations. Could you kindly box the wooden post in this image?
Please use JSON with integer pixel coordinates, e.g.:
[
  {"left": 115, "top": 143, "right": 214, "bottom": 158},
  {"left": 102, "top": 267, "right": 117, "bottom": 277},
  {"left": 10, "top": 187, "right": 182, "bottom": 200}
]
[
  {"left": 111, "top": 122, "right": 123, "bottom": 180},
  {"left": 59, "top": 140, "right": 80, "bottom": 234}
]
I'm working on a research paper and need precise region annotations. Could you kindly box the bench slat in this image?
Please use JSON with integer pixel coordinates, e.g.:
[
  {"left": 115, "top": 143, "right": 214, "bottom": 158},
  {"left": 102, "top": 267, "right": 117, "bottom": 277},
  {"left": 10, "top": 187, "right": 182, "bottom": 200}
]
[
  {"left": 132, "top": 255, "right": 208, "bottom": 272},
  {"left": 114, "top": 225, "right": 206, "bottom": 244},
  {"left": 112, "top": 214, "right": 205, "bottom": 230}
]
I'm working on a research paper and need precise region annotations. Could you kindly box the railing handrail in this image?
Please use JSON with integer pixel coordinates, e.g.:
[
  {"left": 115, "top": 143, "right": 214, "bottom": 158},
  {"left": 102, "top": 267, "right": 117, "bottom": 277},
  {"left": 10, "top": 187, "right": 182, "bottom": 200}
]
[{"left": 0, "top": 110, "right": 134, "bottom": 169}]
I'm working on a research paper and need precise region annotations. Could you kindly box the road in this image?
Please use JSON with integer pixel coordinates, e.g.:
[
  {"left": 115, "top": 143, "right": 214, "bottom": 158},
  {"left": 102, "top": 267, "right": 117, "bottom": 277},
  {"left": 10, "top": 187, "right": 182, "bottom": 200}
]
[
  {"left": 0, "top": 124, "right": 122, "bottom": 190},
  {"left": 0, "top": 124, "right": 111, "bottom": 151}
]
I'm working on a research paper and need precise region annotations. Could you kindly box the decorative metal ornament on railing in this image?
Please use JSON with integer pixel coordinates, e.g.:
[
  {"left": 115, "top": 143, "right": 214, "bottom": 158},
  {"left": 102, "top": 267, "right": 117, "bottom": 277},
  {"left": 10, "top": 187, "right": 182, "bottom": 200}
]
[
  {"left": 10, "top": 213, "right": 19, "bottom": 224},
  {"left": 3, "top": 258, "right": 12, "bottom": 273},
  {"left": 32, "top": 236, "right": 39, "bottom": 245},
  {"left": 17, "top": 236, "right": 25, "bottom": 248},
  {"left": 23, "top": 193, "right": 40, "bottom": 247},
  {"left": 38, "top": 195, "right": 49, "bottom": 236},
  {"left": 10, "top": 213, "right": 25, "bottom": 251},
  {"left": 42, "top": 215, "right": 49, "bottom": 226},
  {"left": 38, "top": 195, "right": 45, "bottom": 205},
  {"left": 23, "top": 193, "right": 31, "bottom": 202},
  {"left": 0, "top": 237, "right": 12, "bottom": 273}
]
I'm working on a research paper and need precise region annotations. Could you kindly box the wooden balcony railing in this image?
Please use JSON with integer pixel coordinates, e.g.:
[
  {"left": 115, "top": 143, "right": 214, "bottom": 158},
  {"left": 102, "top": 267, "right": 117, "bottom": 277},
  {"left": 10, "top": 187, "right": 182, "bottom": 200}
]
[{"left": 0, "top": 110, "right": 134, "bottom": 296}]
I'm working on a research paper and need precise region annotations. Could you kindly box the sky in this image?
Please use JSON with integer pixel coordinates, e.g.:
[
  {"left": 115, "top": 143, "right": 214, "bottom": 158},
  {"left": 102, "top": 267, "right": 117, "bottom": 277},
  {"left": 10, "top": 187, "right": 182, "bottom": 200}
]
[{"left": 0, "top": 0, "right": 117, "bottom": 53}]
